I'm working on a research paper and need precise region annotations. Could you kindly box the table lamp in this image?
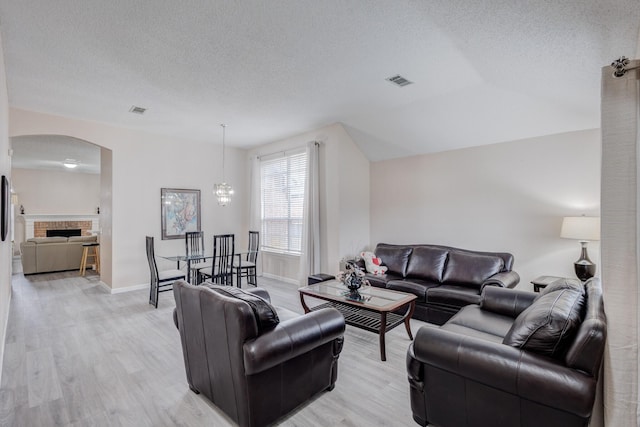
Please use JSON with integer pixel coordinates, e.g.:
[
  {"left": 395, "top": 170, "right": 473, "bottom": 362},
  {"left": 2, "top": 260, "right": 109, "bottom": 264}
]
[{"left": 560, "top": 216, "right": 600, "bottom": 281}]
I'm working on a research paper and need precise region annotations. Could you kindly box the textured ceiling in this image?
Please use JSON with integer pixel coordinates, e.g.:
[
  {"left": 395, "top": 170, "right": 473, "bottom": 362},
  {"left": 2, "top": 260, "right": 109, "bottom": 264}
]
[{"left": 0, "top": 1, "right": 639, "bottom": 162}]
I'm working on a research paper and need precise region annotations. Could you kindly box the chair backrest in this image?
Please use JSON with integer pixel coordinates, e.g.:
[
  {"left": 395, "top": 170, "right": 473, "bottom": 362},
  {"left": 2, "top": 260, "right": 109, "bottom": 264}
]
[
  {"left": 185, "top": 231, "right": 206, "bottom": 265},
  {"left": 247, "top": 230, "right": 259, "bottom": 263},
  {"left": 213, "top": 234, "right": 235, "bottom": 278},
  {"left": 145, "top": 236, "right": 159, "bottom": 284}
]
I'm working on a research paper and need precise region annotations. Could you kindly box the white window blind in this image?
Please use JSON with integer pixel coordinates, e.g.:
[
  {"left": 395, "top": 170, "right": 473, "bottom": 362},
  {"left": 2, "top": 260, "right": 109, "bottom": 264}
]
[{"left": 260, "top": 150, "right": 307, "bottom": 255}]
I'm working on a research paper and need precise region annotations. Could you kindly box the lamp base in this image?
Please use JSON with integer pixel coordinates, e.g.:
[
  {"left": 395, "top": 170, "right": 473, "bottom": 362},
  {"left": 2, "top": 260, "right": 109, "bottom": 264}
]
[{"left": 574, "top": 241, "right": 596, "bottom": 282}]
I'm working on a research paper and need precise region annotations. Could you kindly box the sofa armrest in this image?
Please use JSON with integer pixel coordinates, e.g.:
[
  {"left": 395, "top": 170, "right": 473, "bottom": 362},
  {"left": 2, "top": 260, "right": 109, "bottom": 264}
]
[
  {"left": 243, "top": 307, "right": 345, "bottom": 375},
  {"left": 480, "top": 286, "right": 537, "bottom": 318},
  {"left": 412, "top": 326, "right": 597, "bottom": 418},
  {"left": 481, "top": 270, "right": 520, "bottom": 290}
]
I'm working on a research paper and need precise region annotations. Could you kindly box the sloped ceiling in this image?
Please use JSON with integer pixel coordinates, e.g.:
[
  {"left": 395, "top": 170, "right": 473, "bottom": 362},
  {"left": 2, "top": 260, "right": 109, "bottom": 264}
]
[{"left": 0, "top": 1, "right": 638, "bottom": 162}]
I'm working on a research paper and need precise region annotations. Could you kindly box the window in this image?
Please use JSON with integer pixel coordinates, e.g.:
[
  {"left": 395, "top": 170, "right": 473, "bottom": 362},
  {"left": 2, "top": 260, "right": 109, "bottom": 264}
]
[{"left": 260, "top": 150, "right": 307, "bottom": 255}]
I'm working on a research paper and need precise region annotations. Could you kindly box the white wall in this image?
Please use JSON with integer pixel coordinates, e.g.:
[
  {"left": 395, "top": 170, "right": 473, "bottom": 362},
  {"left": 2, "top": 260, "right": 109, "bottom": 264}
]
[
  {"left": 0, "top": 31, "right": 12, "bottom": 385},
  {"left": 11, "top": 168, "right": 100, "bottom": 215},
  {"left": 11, "top": 168, "right": 100, "bottom": 250},
  {"left": 9, "top": 108, "right": 249, "bottom": 291},
  {"left": 248, "top": 123, "right": 370, "bottom": 283},
  {"left": 370, "top": 129, "right": 601, "bottom": 289}
]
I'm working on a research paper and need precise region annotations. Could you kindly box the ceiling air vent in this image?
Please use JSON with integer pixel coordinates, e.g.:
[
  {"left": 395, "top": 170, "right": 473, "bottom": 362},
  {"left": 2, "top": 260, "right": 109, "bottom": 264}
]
[
  {"left": 386, "top": 74, "right": 413, "bottom": 87},
  {"left": 129, "top": 105, "right": 147, "bottom": 115}
]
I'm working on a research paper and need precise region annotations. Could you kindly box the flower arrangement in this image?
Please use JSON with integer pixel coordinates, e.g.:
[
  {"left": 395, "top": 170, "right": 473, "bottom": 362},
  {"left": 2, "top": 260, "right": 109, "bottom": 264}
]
[{"left": 336, "top": 261, "right": 370, "bottom": 293}]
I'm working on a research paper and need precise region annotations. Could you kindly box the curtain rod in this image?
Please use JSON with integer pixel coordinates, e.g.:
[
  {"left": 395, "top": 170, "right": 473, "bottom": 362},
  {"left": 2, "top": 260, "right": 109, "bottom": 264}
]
[
  {"left": 611, "top": 56, "right": 640, "bottom": 78},
  {"left": 257, "top": 141, "right": 320, "bottom": 160}
]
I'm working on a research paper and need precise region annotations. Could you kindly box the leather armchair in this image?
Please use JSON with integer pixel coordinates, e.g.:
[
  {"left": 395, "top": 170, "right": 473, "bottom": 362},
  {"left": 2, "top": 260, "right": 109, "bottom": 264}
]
[
  {"left": 173, "top": 280, "right": 345, "bottom": 427},
  {"left": 407, "top": 278, "right": 606, "bottom": 427}
]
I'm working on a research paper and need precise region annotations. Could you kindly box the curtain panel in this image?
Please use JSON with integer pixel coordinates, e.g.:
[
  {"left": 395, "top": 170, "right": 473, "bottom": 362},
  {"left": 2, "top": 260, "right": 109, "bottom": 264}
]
[
  {"left": 601, "top": 59, "right": 640, "bottom": 426},
  {"left": 299, "top": 141, "right": 320, "bottom": 285}
]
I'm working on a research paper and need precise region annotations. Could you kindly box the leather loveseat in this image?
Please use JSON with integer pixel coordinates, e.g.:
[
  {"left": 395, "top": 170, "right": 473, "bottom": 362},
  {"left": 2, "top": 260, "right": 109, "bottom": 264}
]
[
  {"left": 356, "top": 243, "right": 520, "bottom": 325},
  {"left": 173, "top": 280, "right": 345, "bottom": 427},
  {"left": 407, "top": 278, "right": 606, "bottom": 427},
  {"left": 20, "top": 235, "right": 98, "bottom": 274}
]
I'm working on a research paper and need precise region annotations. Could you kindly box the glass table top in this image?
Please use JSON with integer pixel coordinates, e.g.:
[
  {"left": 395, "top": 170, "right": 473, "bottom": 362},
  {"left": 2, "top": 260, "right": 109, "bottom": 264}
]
[{"left": 300, "top": 280, "right": 416, "bottom": 310}]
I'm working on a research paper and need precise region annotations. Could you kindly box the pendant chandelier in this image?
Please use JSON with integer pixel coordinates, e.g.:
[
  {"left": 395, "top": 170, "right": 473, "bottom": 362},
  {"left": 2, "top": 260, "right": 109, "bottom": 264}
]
[{"left": 214, "top": 124, "right": 234, "bottom": 206}]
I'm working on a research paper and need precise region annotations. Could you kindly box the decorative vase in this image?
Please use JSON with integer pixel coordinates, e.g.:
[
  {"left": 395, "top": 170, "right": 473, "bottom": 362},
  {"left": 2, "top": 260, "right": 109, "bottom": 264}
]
[
  {"left": 343, "top": 275, "right": 364, "bottom": 300},
  {"left": 338, "top": 261, "right": 369, "bottom": 301}
]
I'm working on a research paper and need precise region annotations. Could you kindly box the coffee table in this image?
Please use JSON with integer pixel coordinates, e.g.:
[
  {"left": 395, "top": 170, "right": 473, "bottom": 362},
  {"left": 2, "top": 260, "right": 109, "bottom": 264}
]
[{"left": 299, "top": 281, "right": 417, "bottom": 361}]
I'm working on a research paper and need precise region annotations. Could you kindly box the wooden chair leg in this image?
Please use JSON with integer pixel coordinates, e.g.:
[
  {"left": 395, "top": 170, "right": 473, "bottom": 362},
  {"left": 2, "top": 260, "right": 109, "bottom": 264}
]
[{"left": 79, "top": 246, "right": 88, "bottom": 276}]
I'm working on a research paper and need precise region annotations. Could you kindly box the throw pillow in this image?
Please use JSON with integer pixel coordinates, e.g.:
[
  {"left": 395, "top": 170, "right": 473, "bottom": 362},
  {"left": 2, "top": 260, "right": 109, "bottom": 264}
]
[
  {"left": 503, "top": 288, "right": 585, "bottom": 358},
  {"left": 207, "top": 285, "right": 280, "bottom": 333},
  {"left": 538, "top": 277, "right": 585, "bottom": 298}
]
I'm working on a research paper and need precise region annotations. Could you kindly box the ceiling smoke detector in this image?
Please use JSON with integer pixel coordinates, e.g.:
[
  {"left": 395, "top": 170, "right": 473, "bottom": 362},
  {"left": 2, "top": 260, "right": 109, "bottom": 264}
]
[
  {"left": 386, "top": 74, "right": 413, "bottom": 87},
  {"left": 129, "top": 105, "right": 147, "bottom": 114}
]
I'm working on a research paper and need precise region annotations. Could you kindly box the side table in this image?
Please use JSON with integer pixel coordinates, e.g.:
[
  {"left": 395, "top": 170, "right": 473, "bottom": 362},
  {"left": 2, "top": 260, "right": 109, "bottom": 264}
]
[{"left": 531, "top": 275, "right": 565, "bottom": 293}]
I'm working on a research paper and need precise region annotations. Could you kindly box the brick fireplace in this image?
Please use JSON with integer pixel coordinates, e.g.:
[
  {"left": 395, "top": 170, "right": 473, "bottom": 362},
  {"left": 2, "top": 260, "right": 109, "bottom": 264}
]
[
  {"left": 35, "top": 221, "right": 92, "bottom": 238},
  {"left": 22, "top": 215, "right": 100, "bottom": 239}
]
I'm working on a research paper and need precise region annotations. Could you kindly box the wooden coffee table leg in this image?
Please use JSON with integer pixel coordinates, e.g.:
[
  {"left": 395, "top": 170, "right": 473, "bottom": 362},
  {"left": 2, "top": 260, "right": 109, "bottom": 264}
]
[
  {"left": 299, "top": 293, "right": 311, "bottom": 314},
  {"left": 404, "top": 301, "right": 416, "bottom": 340},
  {"left": 379, "top": 311, "right": 388, "bottom": 361}
]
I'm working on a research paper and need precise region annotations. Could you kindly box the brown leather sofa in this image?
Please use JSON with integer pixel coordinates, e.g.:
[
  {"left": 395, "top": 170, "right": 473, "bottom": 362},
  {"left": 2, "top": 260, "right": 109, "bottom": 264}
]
[
  {"left": 356, "top": 243, "right": 519, "bottom": 325},
  {"left": 407, "top": 278, "right": 606, "bottom": 427},
  {"left": 172, "top": 280, "right": 345, "bottom": 427}
]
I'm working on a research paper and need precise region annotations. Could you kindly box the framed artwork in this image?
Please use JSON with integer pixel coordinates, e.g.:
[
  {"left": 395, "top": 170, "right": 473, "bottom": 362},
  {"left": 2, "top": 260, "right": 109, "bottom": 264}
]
[
  {"left": 1, "top": 175, "right": 8, "bottom": 242},
  {"left": 161, "top": 188, "right": 201, "bottom": 240}
]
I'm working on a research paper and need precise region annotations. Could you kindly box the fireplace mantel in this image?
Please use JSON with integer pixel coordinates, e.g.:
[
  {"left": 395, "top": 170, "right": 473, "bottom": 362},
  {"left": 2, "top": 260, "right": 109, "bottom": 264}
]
[{"left": 20, "top": 214, "right": 100, "bottom": 239}]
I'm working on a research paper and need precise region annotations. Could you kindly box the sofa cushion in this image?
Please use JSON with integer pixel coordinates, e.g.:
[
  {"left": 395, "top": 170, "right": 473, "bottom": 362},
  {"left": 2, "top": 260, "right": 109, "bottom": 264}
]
[
  {"left": 442, "top": 305, "right": 514, "bottom": 344},
  {"left": 206, "top": 285, "right": 280, "bottom": 334},
  {"left": 364, "top": 272, "right": 401, "bottom": 288},
  {"left": 503, "top": 288, "right": 585, "bottom": 358},
  {"left": 442, "top": 251, "right": 504, "bottom": 287},
  {"left": 426, "top": 284, "right": 482, "bottom": 308},
  {"left": 387, "top": 279, "right": 438, "bottom": 303},
  {"left": 405, "top": 246, "right": 448, "bottom": 282},
  {"left": 375, "top": 244, "right": 413, "bottom": 277}
]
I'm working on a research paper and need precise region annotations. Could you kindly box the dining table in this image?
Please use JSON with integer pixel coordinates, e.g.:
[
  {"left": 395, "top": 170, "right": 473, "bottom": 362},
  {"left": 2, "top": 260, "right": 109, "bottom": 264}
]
[
  {"left": 159, "top": 251, "right": 258, "bottom": 287},
  {"left": 159, "top": 253, "right": 215, "bottom": 285}
]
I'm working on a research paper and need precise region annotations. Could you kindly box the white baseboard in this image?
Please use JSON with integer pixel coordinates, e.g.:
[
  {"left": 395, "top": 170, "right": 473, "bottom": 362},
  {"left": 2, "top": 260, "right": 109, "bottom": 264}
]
[
  {"left": 261, "top": 272, "right": 299, "bottom": 286},
  {"left": 99, "top": 281, "right": 148, "bottom": 294}
]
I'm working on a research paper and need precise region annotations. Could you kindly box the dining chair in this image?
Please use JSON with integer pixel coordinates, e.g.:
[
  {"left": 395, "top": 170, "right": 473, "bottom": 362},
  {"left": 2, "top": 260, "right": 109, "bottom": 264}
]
[
  {"left": 146, "top": 236, "right": 186, "bottom": 308},
  {"left": 199, "top": 234, "right": 235, "bottom": 286},
  {"left": 185, "top": 231, "right": 211, "bottom": 284},
  {"left": 233, "top": 230, "right": 259, "bottom": 287}
]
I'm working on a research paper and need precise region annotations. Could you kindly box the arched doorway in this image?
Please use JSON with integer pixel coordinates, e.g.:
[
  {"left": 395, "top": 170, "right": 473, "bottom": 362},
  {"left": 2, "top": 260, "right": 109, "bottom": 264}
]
[{"left": 11, "top": 134, "right": 113, "bottom": 286}]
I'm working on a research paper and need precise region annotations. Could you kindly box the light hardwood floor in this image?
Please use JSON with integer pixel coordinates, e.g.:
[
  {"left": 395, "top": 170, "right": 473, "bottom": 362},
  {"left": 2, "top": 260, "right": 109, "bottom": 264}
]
[{"left": 0, "top": 268, "right": 433, "bottom": 426}]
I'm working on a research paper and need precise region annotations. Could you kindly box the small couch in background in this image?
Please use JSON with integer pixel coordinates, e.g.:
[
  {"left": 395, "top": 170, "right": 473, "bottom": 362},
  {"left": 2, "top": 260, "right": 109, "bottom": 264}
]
[
  {"left": 355, "top": 243, "right": 520, "bottom": 325},
  {"left": 20, "top": 235, "right": 98, "bottom": 274}
]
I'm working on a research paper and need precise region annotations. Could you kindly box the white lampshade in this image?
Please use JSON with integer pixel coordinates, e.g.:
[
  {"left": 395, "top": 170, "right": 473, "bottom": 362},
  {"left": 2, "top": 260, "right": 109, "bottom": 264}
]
[{"left": 560, "top": 216, "right": 600, "bottom": 241}]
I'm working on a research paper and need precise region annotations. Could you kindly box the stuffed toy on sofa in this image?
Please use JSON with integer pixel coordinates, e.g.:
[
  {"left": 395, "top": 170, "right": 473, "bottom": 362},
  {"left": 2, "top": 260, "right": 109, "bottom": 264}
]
[{"left": 360, "top": 251, "right": 388, "bottom": 275}]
